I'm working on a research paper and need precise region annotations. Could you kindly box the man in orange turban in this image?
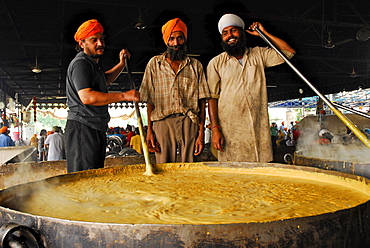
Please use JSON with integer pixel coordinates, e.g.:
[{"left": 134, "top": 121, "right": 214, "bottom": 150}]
[
  {"left": 0, "top": 126, "right": 7, "bottom": 134},
  {"left": 74, "top": 19, "right": 104, "bottom": 42},
  {"left": 0, "top": 126, "right": 14, "bottom": 147},
  {"left": 161, "top": 18, "right": 187, "bottom": 45},
  {"left": 65, "top": 19, "right": 140, "bottom": 173},
  {"left": 139, "top": 18, "right": 211, "bottom": 163}
]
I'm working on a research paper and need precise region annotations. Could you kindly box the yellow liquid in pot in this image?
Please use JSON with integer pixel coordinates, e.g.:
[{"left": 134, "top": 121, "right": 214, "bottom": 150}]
[{"left": 17, "top": 164, "right": 370, "bottom": 225}]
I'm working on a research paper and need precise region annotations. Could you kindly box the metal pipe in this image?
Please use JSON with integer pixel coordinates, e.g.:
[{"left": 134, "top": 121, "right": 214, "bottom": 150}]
[
  {"left": 124, "top": 56, "right": 154, "bottom": 175},
  {"left": 255, "top": 28, "right": 370, "bottom": 148},
  {"left": 332, "top": 102, "right": 370, "bottom": 119}
]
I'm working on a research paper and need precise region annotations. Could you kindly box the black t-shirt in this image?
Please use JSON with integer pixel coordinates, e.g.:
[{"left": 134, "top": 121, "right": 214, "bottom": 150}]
[{"left": 66, "top": 52, "right": 110, "bottom": 131}]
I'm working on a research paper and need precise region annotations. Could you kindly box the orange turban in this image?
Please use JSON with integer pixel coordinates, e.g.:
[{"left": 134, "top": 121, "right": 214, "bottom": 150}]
[
  {"left": 74, "top": 19, "right": 104, "bottom": 42},
  {"left": 0, "top": 126, "right": 8, "bottom": 134},
  {"left": 161, "top": 18, "right": 187, "bottom": 44}
]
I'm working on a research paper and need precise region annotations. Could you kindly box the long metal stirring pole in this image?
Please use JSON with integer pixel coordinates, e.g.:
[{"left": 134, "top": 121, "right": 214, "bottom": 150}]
[
  {"left": 332, "top": 102, "right": 370, "bottom": 120},
  {"left": 255, "top": 28, "right": 370, "bottom": 148},
  {"left": 124, "top": 56, "right": 154, "bottom": 175}
]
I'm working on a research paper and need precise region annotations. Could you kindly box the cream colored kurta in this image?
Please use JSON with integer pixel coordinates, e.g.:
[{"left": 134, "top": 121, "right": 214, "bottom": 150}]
[{"left": 207, "top": 47, "right": 294, "bottom": 162}]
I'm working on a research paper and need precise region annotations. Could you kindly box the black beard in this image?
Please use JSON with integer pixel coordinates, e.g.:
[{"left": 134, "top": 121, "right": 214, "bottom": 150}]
[
  {"left": 221, "top": 31, "right": 247, "bottom": 57},
  {"left": 90, "top": 54, "right": 103, "bottom": 58},
  {"left": 167, "top": 44, "right": 187, "bottom": 61}
]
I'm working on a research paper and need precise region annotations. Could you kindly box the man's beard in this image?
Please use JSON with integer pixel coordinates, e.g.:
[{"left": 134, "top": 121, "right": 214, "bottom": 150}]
[
  {"left": 90, "top": 47, "right": 105, "bottom": 58},
  {"left": 167, "top": 44, "right": 187, "bottom": 61},
  {"left": 90, "top": 54, "right": 103, "bottom": 58},
  {"left": 221, "top": 31, "right": 247, "bottom": 57}
]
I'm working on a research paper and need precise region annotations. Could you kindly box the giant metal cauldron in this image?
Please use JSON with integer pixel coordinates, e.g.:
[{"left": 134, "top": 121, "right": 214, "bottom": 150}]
[
  {"left": 294, "top": 150, "right": 370, "bottom": 179},
  {"left": 0, "top": 162, "right": 369, "bottom": 248}
]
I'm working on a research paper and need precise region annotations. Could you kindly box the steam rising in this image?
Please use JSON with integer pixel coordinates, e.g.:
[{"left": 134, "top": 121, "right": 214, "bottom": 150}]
[{"left": 297, "top": 121, "right": 370, "bottom": 163}]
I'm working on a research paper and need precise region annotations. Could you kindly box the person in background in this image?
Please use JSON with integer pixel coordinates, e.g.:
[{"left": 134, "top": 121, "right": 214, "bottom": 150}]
[
  {"left": 317, "top": 127, "right": 334, "bottom": 144},
  {"left": 111, "top": 126, "right": 125, "bottom": 142},
  {"left": 130, "top": 128, "right": 142, "bottom": 154},
  {"left": 279, "top": 122, "right": 286, "bottom": 132},
  {"left": 318, "top": 128, "right": 334, "bottom": 141},
  {"left": 139, "top": 18, "right": 210, "bottom": 163},
  {"left": 65, "top": 19, "right": 140, "bottom": 173},
  {"left": 45, "top": 126, "right": 65, "bottom": 161},
  {"left": 38, "top": 129, "right": 47, "bottom": 161},
  {"left": 344, "top": 126, "right": 358, "bottom": 143},
  {"left": 285, "top": 127, "right": 291, "bottom": 140},
  {"left": 288, "top": 121, "right": 294, "bottom": 131},
  {"left": 285, "top": 134, "right": 295, "bottom": 146},
  {"left": 292, "top": 124, "right": 300, "bottom": 145},
  {"left": 30, "top": 134, "right": 38, "bottom": 149},
  {"left": 276, "top": 130, "right": 286, "bottom": 147},
  {"left": 207, "top": 13, "right": 295, "bottom": 162},
  {"left": 124, "top": 125, "right": 135, "bottom": 147},
  {"left": 316, "top": 98, "right": 325, "bottom": 121},
  {"left": 0, "top": 126, "right": 15, "bottom": 147},
  {"left": 270, "top": 122, "right": 278, "bottom": 147}
]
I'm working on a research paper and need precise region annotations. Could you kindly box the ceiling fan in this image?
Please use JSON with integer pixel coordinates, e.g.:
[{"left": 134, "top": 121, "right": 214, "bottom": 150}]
[
  {"left": 131, "top": 2, "right": 160, "bottom": 31},
  {"left": 7, "top": 45, "right": 61, "bottom": 75},
  {"left": 132, "top": 13, "right": 160, "bottom": 30},
  {"left": 12, "top": 55, "right": 63, "bottom": 75},
  {"left": 348, "top": 67, "right": 370, "bottom": 79},
  {"left": 32, "top": 56, "right": 42, "bottom": 73},
  {"left": 304, "top": 30, "right": 356, "bottom": 49},
  {"left": 330, "top": 67, "right": 369, "bottom": 79},
  {"left": 303, "top": 5, "right": 357, "bottom": 50}
]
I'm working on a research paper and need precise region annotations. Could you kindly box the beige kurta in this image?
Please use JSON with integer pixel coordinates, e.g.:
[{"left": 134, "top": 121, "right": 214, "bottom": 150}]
[{"left": 207, "top": 47, "right": 294, "bottom": 162}]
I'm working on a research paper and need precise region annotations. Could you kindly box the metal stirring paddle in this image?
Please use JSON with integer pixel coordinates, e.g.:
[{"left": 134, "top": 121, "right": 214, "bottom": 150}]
[
  {"left": 124, "top": 55, "right": 154, "bottom": 175},
  {"left": 255, "top": 27, "right": 370, "bottom": 148}
]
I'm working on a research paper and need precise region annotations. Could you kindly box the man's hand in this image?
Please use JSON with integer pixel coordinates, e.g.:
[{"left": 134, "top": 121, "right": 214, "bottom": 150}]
[
  {"left": 246, "top": 22, "right": 265, "bottom": 36},
  {"left": 122, "top": 89, "right": 140, "bottom": 102},
  {"left": 146, "top": 128, "right": 160, "bottom": 153},
  {"left": 119, "top": 49, "right": 131, "bottom": 63},
  {"left": 194, "top": 131, "right": 204, "bottom": 156},
  {"left": 246, "top": 22, "right": 296, "bottom": 54},
  {"left": 212, "top": 128, "right": 224, "bottom": 152}
]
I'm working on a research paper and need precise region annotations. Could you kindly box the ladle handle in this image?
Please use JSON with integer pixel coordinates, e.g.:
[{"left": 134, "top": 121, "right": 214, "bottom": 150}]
[
  {"left": 255, "top": 27, "right": 370, "bottom": 148},
  {"left": 124, "top": 56, "right": 154, "bottom": 175}
]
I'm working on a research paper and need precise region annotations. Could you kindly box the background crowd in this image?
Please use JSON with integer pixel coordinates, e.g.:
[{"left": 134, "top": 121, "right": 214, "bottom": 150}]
[
  {"left": 107, "top": 124, "right": 144, "bottom": 155},
  {"left": 270, "top": 121, "right": 300, "bottom": 147}
]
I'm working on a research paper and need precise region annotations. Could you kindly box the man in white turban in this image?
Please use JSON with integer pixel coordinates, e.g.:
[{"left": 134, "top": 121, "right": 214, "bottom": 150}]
[
  {"left": 206, "top": 14, "right": 295, "bottom": 162},
  {"left": 217, "top": 13, "right": 245, "bottom": 34}
]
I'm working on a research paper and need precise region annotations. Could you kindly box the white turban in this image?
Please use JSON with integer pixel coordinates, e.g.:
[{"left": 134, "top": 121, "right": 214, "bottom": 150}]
[{"left": 218, "top": 14, "right": 245, "bottom": 34}]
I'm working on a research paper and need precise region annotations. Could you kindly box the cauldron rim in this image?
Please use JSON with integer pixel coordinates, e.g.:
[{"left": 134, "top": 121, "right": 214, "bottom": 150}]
[
  {"left": 0, "top": 197, "right": 368, "bottom": 228},
  {"left": 1, "top": 162, "right": 370, "bottom": 247},
  {"left": 0, "top": 162, "right": 369, "bottom": 225}
]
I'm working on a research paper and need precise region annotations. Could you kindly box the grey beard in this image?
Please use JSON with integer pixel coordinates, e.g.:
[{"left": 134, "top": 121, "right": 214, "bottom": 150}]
[{"left": 167, "top": 45, "right": 187, "bottom": 61}]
